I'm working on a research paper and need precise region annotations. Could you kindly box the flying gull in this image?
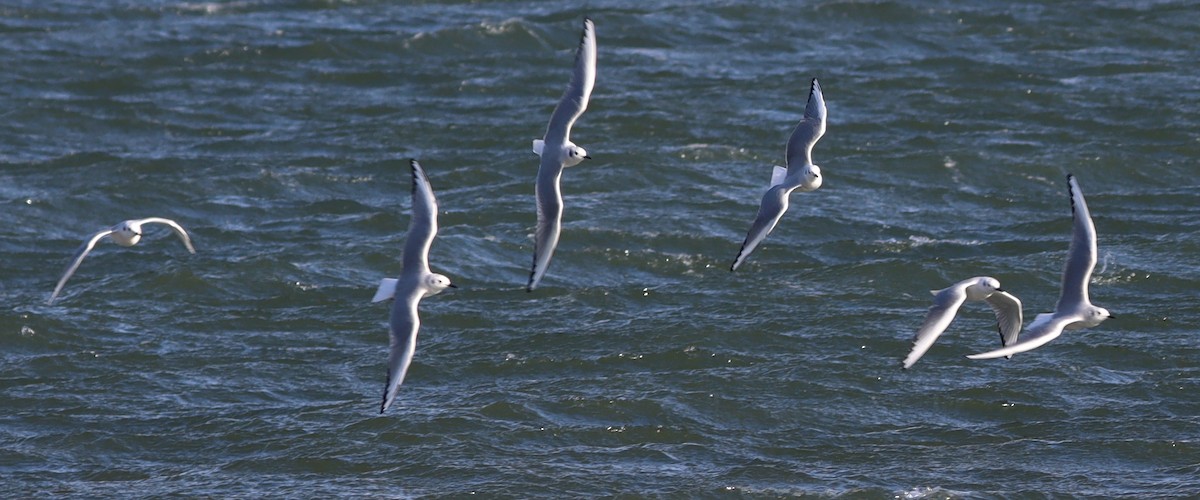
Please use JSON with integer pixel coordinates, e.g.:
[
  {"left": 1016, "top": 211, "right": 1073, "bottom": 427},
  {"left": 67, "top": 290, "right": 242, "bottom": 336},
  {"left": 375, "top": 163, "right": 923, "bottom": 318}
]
[
  {"left": 372, "top": 160, "right": 457, "bottom": 413},
  {"left": 731, "top": 78, "right": 826, "bottom": 271},
  {"left": 527, "top": 17, "right": 597, "bottom": 291},
  {"left": 48, "top": 217, "right": 195, "bottom": 305},
  {"left": 902, "top": 276, "right": 1023, "bottom": 369},
  {"left": 967, "top": 174, "right": 1113, "bottom": 360}
]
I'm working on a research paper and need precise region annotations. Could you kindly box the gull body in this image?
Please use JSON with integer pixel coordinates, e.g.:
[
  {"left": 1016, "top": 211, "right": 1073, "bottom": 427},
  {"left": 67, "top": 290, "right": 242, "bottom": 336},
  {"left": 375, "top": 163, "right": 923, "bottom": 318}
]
[
  {"left": 967, "top": 174, "right": 1112, "bottom": 360},
  {"left": 373, "top": 160, "right": 456, "bottom": 413},
  {"left": 902, "top": 276, "right": 1023, "bottom": 369},
  {"left": 731, "top": 78, "right": 826, "bottom": 271},
  {"left": 48, "top": 217, "right": 196, "bottom": 305},
  {"left": 527, "top": 17, "right": 596, "bottom": 291}
]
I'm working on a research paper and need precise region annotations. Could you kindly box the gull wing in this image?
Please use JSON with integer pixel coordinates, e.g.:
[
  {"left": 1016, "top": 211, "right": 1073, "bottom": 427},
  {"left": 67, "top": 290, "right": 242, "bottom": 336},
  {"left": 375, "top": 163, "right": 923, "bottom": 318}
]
[
  {"left": 1056, "top": 174, "right": 1098, "bottom": 312},
  {"left": 784, "top": 78, "right": 827, "bottom": 170},
  {"left": 47, "top": 230, "right": 113, "bottom": 305},
  {"left": 542, "top": 18, "right": 596, "bottom": 148},
  {"left": 402, "top": 160, "right": 439, "bottom": 276},
  {"left": 730, "top": 185, "right": 790, "bottom": 271},
  {"left": 902, "top": 285, "right": 969, "bottom": 369},
  {"left": 965, "top": 313, "right": 1080, "bottom": 360},
  {"left": 136, "top": 217, "right": 196, "bottom": 254},
  {"left": 985, "top": 290, "right": 1024, "bottom": 348},
  {"left": 381, "top": 293, "right": 421, "bottom": 413},
  {"left": 528, "top": 165, "right": 564, "bottom": 291}
]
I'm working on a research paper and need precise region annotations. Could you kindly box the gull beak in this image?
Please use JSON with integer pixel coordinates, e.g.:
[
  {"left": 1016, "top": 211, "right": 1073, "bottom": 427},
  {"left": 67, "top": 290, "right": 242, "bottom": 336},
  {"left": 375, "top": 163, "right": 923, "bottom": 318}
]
[
  {"left": 1108, "top": 314, "right": 1116, "bottom": 319},
  {"left": 996, "top": 288, "right": 1007, "bottom": 293},
  {"left": 448, "top": 283, "right": 458, "bottom": 289},
  {"left": 583, "top": 155, "right": 592, "bottom": 160}
]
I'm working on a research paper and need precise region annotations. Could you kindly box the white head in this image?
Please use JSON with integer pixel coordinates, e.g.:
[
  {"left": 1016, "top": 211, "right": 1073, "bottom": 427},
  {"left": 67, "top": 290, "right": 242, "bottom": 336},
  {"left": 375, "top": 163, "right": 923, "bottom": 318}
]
[
  {"left": 111, "top": 220, "right": 143, "bottom": 247},
  {"left": 1084, "top": 306, "right": 1113, "bottom": 327},
  {"left": 802, "top": 164, "right": 822, "bottom": 191},
  {"left": 422, "top": 273, "right": 457, "bottom": 297},
  {"left": 563, "top": 143, "right": 591, "bottom": 168},
  {"left": 965, "top": 276, "right": 1003, "bottom": 301}
]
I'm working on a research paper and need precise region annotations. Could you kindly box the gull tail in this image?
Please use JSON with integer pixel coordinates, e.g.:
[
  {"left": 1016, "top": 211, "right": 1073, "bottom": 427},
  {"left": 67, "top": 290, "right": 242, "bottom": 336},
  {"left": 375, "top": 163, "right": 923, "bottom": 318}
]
[
  {"left": 372, "top": 278, "right": 398, "bottom": 303},
  {"left": 770, "top": 166, "right": 788, "bottom": 187},
  {"left": 532, "top": 139, "right": 545, "bottom": 156}
]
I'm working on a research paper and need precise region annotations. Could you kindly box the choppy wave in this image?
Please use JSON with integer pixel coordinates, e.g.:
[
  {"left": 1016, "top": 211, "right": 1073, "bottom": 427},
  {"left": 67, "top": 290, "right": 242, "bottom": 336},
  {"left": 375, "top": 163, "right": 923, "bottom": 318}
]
[{"left": 3, "top": 0, "right": 1200, "bottom": 497}]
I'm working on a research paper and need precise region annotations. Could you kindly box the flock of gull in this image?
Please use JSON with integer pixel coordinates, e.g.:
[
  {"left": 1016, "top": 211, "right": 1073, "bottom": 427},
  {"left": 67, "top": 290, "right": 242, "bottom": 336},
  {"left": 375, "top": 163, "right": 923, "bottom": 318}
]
[{"left": 44, "top": 18, "right": 1112, "bottom": 413}]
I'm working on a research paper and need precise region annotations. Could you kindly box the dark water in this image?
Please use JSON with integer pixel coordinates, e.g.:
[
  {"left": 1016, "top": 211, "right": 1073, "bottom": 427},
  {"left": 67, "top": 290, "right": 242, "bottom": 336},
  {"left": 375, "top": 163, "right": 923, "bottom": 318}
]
[{"left": 3, "top": 1, "right": 1199, "bottom": 497}]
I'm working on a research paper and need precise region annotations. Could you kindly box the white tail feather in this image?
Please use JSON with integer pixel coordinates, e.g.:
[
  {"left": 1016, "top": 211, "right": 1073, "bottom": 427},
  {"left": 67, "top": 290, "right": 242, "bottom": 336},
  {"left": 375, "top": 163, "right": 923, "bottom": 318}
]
[
  {"left": 1027, "top": 312, "right": 1054, "bottom": 331},
  {"left": 372, "top": 278, "right": 398, "bottom": 303},
  {"left": 770, "top": 166, "right": 788, "bottom": 187},
  {"left": 532, "top": 139, "right": 544, "bottom": 156}
]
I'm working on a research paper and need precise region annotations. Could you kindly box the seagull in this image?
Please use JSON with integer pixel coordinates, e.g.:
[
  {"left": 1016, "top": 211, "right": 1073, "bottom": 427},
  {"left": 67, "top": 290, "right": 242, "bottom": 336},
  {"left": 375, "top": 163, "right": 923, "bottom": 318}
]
[
  {"left": 372, "top": 159, "right": 456, "bottom": 413},
  {"left": 730, "top": 78, "right": 826, "bottom": 271},
  {"left": 527, "top": 17, "right": 596, "bottom": 291},
  {"left": 48, "top": 217, "right": 196, "bottom": 305},
  {"left": 967, "top": 174, "right": 1113, "bottom": 360},
  {"left": 902, "top": 277, "right": 1023, "bottom": 369}
]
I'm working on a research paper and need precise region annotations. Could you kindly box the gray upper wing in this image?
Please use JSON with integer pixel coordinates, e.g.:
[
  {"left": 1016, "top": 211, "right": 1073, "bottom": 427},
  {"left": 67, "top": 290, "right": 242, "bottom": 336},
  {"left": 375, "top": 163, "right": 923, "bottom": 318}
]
[
  {"left": 402, "top": 160, "right": 439, "bottom": 276},
  {"left": 902, "top": 286, "right": 968, "bottom": 369},
  {"left": 784, "top": 78, "right": 827, "bottom": 169},
  {"left": 1056, "top": 174, "right": 1098, "bottom": 311},
  {"left": 528, "top": 162, "right": 564, "bottom": 291},
  {"left": 542, "top": 18, "right": 596, "bottom": 148},
  {"left": 48, "top": 229, "right": 113, "bottom": 304},
  {"left": 966, "top": 313, "right": 1078, "bottom": 360},
  {"left": 137, "top": 217, "right": 196, "bottom": 254},
  {"left": 730, "top": 185, "right": 789, "bottom": 271},
  {"left": 382, "top": 292, "right": 421, "bottom": 413}
]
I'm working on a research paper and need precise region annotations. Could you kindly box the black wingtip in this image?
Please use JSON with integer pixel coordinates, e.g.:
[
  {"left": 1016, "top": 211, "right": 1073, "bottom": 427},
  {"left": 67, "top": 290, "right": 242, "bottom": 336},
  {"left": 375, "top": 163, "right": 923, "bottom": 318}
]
[
  {"left": 409, "top": 159, "right": 419, "bottom": 194},
  {"left": 527, "top": 258, "right": 538, "bottom": 292},
  {"left": 526, "top": 267, "right": 537, "bottom": 292},
  {"left": 730, "top": 240, "right": 751, "bottom": 271},
  {"left": 1066, "top": 173, "right": 1077, "bottom": 214}
]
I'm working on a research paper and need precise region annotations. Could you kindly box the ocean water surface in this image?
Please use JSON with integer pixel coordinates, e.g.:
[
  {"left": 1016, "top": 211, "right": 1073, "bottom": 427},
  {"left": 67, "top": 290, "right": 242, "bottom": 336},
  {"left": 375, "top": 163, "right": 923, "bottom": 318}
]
[{"left": 2, "top": 0, "right": 1199, "bottom": 497}]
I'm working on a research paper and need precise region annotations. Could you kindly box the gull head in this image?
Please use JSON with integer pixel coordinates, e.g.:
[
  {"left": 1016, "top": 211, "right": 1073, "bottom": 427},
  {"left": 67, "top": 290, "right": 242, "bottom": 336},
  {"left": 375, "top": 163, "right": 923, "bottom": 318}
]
[
  {"left": 802, "top": 164, "right": 822, "bottom": 191},
  {"left": 112, "top": 220, "right": 143, "bottom": 247},
  {"left": 1083, "top": 306, "right": 1113, "bottom": 327},
  {"left": 964, "top": 276, "right": 1003, "bottom": 301},
  {"left": 563, "top": 143, "right": 591, "bottom": 167},
  {"left": 422, "top": 273, "right": 457, "bottom": 297}
]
